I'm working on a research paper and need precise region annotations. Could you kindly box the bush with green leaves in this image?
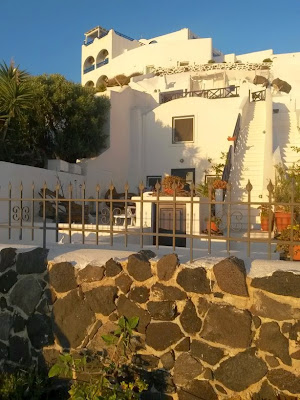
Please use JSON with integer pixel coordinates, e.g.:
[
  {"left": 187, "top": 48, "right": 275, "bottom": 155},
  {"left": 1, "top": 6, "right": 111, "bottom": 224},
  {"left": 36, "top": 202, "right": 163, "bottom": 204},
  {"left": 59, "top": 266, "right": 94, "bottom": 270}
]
[
  {"left": 0, "top": 369, "right": 46, "bottom": 400},
  {"left": 48, "top": 316, "right": 148, "bottom": 400}
]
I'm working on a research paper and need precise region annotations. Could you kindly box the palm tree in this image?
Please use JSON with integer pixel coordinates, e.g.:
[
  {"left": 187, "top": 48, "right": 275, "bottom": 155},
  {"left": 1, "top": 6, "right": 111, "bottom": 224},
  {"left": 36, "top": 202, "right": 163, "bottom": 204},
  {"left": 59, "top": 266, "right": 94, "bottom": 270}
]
[{"left": 0, "top": 61, "right": 33, "bottom": 141}]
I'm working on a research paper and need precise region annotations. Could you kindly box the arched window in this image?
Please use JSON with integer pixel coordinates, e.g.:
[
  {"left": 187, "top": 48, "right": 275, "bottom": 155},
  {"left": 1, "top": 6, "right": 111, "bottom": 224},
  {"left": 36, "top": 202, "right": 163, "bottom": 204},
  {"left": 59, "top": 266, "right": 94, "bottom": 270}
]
[
  {"left": 96, "top": 49, "right": 109, "bottom": 68},
  {"left": 85, "top": 80, "right": 94, "bottom": 88},
  {"left": 83, "top": 56, "right": 95, "bottom": 74},
  {"left": 149, "top": 40, "right": 157, "bottom": 44}
]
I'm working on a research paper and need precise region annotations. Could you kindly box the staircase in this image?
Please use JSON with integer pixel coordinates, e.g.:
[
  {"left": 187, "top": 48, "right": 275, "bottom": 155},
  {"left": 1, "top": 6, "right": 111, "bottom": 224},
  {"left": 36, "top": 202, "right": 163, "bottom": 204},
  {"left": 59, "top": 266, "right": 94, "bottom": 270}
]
[
  {"left": 274, "top": 108, "right": 300, "bottom": 170},
  {"left": 226, "top": 101, "right": 267, "bottom": 229}
]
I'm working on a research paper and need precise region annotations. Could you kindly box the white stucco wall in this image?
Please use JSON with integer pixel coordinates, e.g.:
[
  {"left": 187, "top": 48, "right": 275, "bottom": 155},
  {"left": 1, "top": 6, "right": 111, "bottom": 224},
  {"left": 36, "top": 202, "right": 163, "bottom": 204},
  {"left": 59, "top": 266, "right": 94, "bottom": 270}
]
[
  {"left": 237, "top": 49, "right": 273, "bottom": 63},
  {"left": 82, "top": 38, "right": 213, "bottom": 86},
  {"left": 142, "top": 96, "right": 242, "bottom": 184}
]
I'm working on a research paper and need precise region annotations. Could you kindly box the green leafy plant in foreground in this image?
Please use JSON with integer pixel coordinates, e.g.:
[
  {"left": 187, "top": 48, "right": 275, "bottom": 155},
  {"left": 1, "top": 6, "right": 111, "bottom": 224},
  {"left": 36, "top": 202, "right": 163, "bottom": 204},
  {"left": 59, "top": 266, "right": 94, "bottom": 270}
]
[
  {"left": 0, "top": 369, "right": 46, "bottom": 399},
  {"left": 48, "top": 316, "right": 147, "bottom": 400}
]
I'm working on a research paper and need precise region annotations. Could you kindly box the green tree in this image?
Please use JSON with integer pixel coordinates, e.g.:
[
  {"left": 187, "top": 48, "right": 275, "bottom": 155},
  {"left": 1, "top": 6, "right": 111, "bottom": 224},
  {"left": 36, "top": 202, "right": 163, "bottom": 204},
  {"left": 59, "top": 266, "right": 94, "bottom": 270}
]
[
  {"left": 0, "top": 72, "right": 110, "bottom": 166},
  {"left": 0, "top": 61, "right": 33, "bottom": 141}
]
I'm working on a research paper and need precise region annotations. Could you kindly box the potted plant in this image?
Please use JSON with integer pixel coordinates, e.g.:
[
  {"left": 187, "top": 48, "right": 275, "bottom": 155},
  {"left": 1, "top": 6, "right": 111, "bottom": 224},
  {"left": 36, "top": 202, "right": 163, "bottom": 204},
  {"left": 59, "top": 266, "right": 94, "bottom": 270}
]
[
  {"left": 257, "top": 204, "right": 274, "bottom": 232},
  {"left": 205, "top": 215, "right": 222, "bottom": 233},
  {"left": 274, "top": 164, "right": 293, "bottom": 232},
  {"left": 162, "top": 175, "right": 185, "bottom": 195},
  {"left": 276, "top": 224, "right": 300, "bottom": 260}
]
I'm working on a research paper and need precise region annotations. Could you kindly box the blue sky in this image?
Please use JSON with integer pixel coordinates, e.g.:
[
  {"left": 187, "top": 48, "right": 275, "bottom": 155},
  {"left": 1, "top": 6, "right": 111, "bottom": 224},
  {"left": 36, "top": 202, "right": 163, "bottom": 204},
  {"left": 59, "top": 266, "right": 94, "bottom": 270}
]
[{"left": 1, "top": 0, "right": 300, "bottom": 83}]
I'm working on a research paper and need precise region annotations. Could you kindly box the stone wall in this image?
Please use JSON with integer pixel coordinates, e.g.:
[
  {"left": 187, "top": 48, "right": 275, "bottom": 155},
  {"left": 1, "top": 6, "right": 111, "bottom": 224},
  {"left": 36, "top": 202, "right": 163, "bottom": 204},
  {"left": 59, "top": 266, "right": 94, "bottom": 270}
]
[{"left": 0, "top": 247, "right": 300, "bottom": 399}]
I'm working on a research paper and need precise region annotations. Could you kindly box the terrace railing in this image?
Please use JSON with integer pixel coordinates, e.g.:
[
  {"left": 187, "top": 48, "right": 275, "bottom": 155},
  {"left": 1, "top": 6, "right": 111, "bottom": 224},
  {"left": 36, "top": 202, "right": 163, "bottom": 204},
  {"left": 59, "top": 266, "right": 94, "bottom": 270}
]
[
  {"left": 1, "top": 179, "right": 299, "bottom": 262},
  {"left": 250, "top": 89, "right": 266, "bottom": 102},
  {"left": 83, "top": 65, "right": 95, "bottom": 74},
  {"left": 160, "top": 86, "right": 240, "bottom": 104},
  {"left": 96, "top": 58, "right": 109, "bottom": 69}
]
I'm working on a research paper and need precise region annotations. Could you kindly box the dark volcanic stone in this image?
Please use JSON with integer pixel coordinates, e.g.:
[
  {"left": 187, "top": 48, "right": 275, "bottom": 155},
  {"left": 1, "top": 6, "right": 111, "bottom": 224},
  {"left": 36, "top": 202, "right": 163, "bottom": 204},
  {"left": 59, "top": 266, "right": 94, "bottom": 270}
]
[
  {"left": 9, "top": 336, "right": 31, "bottom": 365},
  {"left": 265, "top": 355, "right": 280, "bottom": 368},
  {"left": 105, "top": 258, "right": 122, "bottom": 276},
  {"left": 85, "top": 286, "right": 117, "bottom": 315},
  {"left": 49, "top": 262, "right": 77, "bottom": 293},
  {"left": 133, "top": 354, "right": 159, "bottom": 370},
  {"left": 161, "top": 351, "right": 175, "bottom": 370},
  {"left": 251, "top": 270, "right": 300, "bottom": 297},
  {"left": 291, "top": 349, "right": 300, "bottom": 359},
  {"left": 157, "top": 254, "right": 179, "bottom": 281},
  {"left": 282, "top": 322, "right": 292, "bottom": 334},
  {"left": 53, "top": 289, "right": 95, "bottom": 348},
  {"left": 213, "top": 256, "right": 248, "bottom": 297},
  {"left": 0, "top": 248, "right": 16, "bottom": 272},
  {"left": 201, "top": 303, "right": 252, "bottom": 348},
  {"left": 253, "top": 316, "right": 261, "bottom": 329},
  {"left": 147, "top": 301, "right": 177, "bottom": 321},
  {"left": 191, "top": 339, "right": 225, "bottom": 365},
  {"left": 177, "top": 267, "right": 211, "bottom": 294},
  {"left": 0, "top": 341, "right": 8, "bottom": 359},
  {"left": 16, "top": 247, "right": 48, "bottom": 274},
  {"left": 180, "top": 300, "right": 202, "bottom": 334},
  {"left": 173, "top": 353, "right": 204, "bottom": 386},
  {"left": 10, "top": 276, "right": 42, "bottom": 315},
  {"left": 77, "top": 264, "right": 104, "bottom": 284},
  {"left": 143, "top": 369, "right": 175, "bottom": 394},
  {"left": 175, "top": 337, "right": 190, "bottom": 352},
  {"left": 213, "top": 292, "right": 224, "bottom": 298},
  {"left": 215, "top": 348, "right": 268, "bottom": 392},
  {"left": 197, "top": 297, "right": 209, "bottom": 317},
  {"left": 127, "top": 253, "right": 152, "bottom": 281},
  {"left": 117, "top": 295, "right": 150, "bottom": 334},
  {"left": 115, "top": 273, "right": 132, "bottom": 293},
  {"left": 267, "top": 369, "right": 300, "bottom": 394},
  {"left": 178, "top": 380, "right": 217, "bottom": 400},
  {"left": 13, "top": 314, "right": 26, "bottom": 333},
  {"left": 36, "top": 297, "right": 50, "bottom": 314},
  {"left": 27, "top": 314, "right": 54, "bottom": 349},
  {"left": 129, "top": 286, "right": 150, "bottom": 303},
  {"left": 250, "top": 291, "right": 298, "bottom": 320},
  {"left": 0, "top": 313, "right": 13, "bottom": 341},
  {"left": 0, "top": 269, "right": 18, "bottom": 294},
  {"left": 289, "top": 321, "right": 300, "bottom": 341},
  {"left": 0, "top": 297, "right": 7, "bottom": 309},
  {"left": 138, "top": 249, "right": 156, "bottom": 260},
  {"left": 252, "top": 380, "right": 280, "bottom": 400},
  {"left": 257, "top": 322, "right": 291, "bottom": 365},
  {"left": 152, "top": 283, "right": 187, "bottom": 300},
  {"left": 146, "top": 322, "right": 183, "bottom": 351}
]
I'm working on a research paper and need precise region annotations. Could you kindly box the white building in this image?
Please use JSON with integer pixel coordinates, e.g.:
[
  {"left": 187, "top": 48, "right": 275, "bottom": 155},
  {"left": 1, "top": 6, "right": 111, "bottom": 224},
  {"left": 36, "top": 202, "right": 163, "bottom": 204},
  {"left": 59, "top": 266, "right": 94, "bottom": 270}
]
[{"left": 80, "top": 26, "right": 300, "bottom": 208}]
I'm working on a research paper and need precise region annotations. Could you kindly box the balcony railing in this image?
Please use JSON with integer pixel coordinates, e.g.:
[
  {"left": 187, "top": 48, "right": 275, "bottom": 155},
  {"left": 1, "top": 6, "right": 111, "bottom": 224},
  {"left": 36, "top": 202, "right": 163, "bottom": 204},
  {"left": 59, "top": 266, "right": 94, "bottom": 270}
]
[
  {"left": 83, "top": 32, "right": 109, "bottom": 46},
  {"left": 250, "top": 90, "right": 266, "bottom": 102},
  {"left": 160, "top": 86, "right": 240, "bottom": 103},
  {"left": 114, "top": 31, "right": 134, "bottom": 41},
  {"left": 96, "top": 58, "right": 109, "bottom": 69},
  {"left": 83, "top": 65, "right": 95, "bottom": 74}
]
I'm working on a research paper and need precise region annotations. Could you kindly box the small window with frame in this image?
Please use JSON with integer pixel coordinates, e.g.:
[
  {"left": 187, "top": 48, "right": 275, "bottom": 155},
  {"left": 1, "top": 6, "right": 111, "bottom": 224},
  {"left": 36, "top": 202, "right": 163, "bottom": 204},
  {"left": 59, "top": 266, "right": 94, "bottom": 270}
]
[
  {"left": 146, "top": 176, "right": 162, "bottom": 190},
  {"left": 172, "top": 116, "right": 194, "bottom": 143}
]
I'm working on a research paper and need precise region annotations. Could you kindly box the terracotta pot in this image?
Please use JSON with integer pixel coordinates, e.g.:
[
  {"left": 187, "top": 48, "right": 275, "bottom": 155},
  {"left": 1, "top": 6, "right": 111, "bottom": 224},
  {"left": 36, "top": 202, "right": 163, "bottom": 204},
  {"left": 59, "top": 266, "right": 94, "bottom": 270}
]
[
  {"left": 206, "top": 222, "right": 219, "bottom": 232},
  {"left": 227, "top": 136, "right": 236, "bottom": 141},
  {"left": 260, "top": 215, "right": 274, "bottom": 232},
  {"left": 291, "top": 245, "right": 300, "bottom": 261},
  {"left": 275, "top": 211, "right": 292, "bottom": 233}
]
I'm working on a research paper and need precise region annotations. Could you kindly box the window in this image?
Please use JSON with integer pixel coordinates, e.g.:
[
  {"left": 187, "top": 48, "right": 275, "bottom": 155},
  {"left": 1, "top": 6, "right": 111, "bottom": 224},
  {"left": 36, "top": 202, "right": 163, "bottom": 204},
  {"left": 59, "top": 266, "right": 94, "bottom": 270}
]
[
  {"left": 146, "top": 176, "right": 162, "bottom": 189},
  {"left": 172, "top": 116, "right": 194, "bottom": 143}
]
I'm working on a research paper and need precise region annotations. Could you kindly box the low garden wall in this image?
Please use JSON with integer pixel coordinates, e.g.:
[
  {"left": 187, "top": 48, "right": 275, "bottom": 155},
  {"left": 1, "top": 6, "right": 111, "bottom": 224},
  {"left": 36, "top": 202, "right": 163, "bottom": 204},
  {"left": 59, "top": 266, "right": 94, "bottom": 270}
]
[{"left": 0, "top": 247, "right": 300, "bottom": 399}]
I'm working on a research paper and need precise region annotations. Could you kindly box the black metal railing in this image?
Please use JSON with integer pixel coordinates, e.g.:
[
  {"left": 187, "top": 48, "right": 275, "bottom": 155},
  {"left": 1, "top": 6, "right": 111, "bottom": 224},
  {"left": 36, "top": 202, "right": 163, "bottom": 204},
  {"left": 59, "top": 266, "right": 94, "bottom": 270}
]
[
  {"left": 83, "top": 65, "right": 95, "bottom": 74},
  {"left": 96, "top": 59, "right": 109, "bottom": 69},
  {"left": 250, "top": 90, "right": 266, "bottom": 102},
  {"left": 160, "top": 86, "right": 240, "bottom": 104},
  {"left": 114, "top": 31, "right": 135, "bottom": 41}
]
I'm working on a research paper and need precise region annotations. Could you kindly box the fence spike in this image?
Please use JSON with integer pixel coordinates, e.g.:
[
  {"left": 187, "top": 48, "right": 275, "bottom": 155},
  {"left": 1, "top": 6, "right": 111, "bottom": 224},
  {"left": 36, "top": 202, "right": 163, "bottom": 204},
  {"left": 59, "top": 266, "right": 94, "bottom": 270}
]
[
  {"left": 190, "top": 182, "right": 195, "bottom": 191},
  {"left": 8, "top": 182, "right": 12, "bottom": 190},
  {"left": 267, "top": 180, "right": 274, "bottom": 193},
  {"left": 139, "top": 181, "right": 145, "bottom": 192},
  {"left": 20, "top": 181, "right": 23, "bottom": 191},
  {"left": 68, "top": 182, "right": 73, "bottom": 192},
  {"left": 246, "top": 180, "right": 253, "bottom": 192},
  {"left": 96, "top": 184, "right": 100, "bottom": 192},
  {"left": 226, "top": 182, "right": 232, "bottom": 191},
  {"left": 109, "top": 181, "right": 114, "bottom": 191},
  {"left": 55, "top": 181, "right": 60, "bottom": 192},
  {"left": 155, "top": 181, "right": 161, "bottom": 191},
  {"left": 43, "top": 181, "right": 47, "bottom": 190},
  {"left": 32, "top": 181, "right": 35, "bottom": 190},
  {"left": 124, "top": 181, "right": 129, "bottom": 192},
  {"left": 82, "top": 181, "right": 86, "bottom": 190}
]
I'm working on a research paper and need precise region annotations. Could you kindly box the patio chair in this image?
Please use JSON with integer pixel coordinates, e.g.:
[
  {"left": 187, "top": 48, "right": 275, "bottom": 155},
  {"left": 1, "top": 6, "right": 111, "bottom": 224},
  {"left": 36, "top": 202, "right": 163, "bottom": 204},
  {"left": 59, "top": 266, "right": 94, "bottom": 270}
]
[{"left": 113, "top": 206, "right": 136, "bottom": 226}]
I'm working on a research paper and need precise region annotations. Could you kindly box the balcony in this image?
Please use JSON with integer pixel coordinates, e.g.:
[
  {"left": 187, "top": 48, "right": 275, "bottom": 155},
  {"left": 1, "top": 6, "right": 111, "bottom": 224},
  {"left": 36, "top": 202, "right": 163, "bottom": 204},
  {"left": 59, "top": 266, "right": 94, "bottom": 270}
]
[
  {"left": 83, "top": 65, "right": 95, "bottom": 74},
  {"left": 96, "top": 58, "right": 109, "bottom": 69},
  {"left": 160, "top": 86, "right": 240, "bottom": 103}
]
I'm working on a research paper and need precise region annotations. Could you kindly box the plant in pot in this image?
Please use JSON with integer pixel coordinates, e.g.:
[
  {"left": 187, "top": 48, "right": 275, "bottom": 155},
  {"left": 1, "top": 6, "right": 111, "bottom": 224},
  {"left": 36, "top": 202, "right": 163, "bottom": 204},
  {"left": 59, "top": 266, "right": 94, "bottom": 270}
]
[
  {"left": 274, "top": 164, "right": 293, "bottom": 232},
  {"left": 276, "top": 224, "right": 300, "bottom": 260},
  {"left": 257, "top": 204, "right": 274, "bottom": 232},
  {"left": 205, "top": 215, "right": 222, "bottom": 233},
  {"left": 162, "top": 175, "right": 185, "bottom": 195}
]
